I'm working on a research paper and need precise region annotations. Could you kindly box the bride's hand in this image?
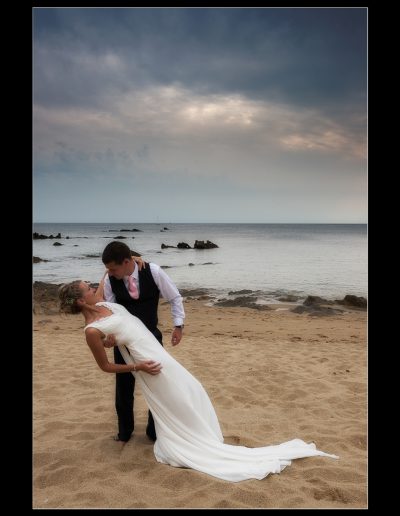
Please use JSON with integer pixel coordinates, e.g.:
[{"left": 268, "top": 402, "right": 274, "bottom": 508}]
[
  {"left": 139, "top": 360, "right": 162, "bottom": 375},
  {"left": 132, "top": 255, "right": 146, "bottom": 271},
  {"left": 103, "top": 334, "right": 116, "bottom": 348}
]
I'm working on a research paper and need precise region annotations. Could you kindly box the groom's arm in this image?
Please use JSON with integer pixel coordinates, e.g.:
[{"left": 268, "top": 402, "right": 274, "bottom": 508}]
[
  {"left": 149, "top": 263, "right": 185, "bottom": 325},
  {"left": 149, "top": 263, "right": 185, "bottom": 345}
]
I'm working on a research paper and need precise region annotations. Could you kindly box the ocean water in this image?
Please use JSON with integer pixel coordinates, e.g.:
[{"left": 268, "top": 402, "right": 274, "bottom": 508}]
[{"left": 33, "top": 223, "right": 367, "bottom": 302}]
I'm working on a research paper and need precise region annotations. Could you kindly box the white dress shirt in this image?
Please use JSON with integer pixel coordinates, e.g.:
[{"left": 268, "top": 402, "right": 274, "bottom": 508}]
[{"left": 103, "top": 262, "right": 185, "bottom": 327}]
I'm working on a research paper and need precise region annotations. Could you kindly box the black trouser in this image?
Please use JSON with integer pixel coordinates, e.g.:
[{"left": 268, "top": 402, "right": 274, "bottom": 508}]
[{"left": 113, "top": 330, "right": 163, "bottom": 441}]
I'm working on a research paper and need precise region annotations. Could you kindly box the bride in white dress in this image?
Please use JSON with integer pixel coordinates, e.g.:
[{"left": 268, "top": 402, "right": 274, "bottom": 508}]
[{"left": 58, "top": 277, "right": 338, "bottom": 482}]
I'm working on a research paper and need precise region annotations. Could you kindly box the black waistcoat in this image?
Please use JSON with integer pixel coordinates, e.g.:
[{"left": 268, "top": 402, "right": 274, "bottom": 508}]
[{"left": 109, "top": 264, "right": 160, "bottom": 334}]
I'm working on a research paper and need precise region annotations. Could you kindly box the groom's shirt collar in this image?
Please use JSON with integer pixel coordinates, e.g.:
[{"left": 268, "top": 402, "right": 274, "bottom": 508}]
[{"left": 132, "top": 262, "right": 139, "bottom": 280}]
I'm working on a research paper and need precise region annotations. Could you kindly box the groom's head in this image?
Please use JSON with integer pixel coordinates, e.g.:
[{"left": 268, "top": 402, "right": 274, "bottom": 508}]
[{"left": 102, "top": 241, "right": 138, "bottom": 279}]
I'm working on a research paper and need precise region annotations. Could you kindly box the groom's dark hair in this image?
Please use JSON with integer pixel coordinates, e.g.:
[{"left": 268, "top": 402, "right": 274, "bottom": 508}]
[{"left": 102, "top": 241, "right": 141, "bottom": 264}]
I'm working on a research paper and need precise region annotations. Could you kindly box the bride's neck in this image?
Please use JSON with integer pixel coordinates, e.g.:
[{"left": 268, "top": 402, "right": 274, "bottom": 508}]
[{"left": 82, "top": 304, "right": 102, "bottom": 324}]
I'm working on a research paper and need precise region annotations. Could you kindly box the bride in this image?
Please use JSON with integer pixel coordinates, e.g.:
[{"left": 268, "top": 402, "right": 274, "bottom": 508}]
[{"left": 58, "top": 275, "right": 338, "bottom": 482}]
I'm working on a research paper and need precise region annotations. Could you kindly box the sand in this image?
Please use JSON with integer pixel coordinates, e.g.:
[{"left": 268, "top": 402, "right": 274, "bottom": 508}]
[{"left": 33, "top": 294, "right": 367, "bottom": 508}]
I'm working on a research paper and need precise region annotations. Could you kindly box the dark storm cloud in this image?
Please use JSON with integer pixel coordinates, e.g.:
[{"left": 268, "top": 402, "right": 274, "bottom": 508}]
[{"left": 34, "top": 7, "right": 366, "bottom": 116}]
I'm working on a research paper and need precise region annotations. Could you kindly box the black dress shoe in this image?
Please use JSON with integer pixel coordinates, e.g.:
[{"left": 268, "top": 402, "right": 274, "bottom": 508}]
[{"left": 113, "top": 434, "right": 130, "bottom": 442}]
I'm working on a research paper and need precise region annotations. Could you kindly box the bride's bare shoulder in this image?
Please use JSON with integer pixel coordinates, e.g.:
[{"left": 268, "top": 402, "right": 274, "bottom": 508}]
[{"left": 84, "top": 326, "right": 102, "bottom": 336}]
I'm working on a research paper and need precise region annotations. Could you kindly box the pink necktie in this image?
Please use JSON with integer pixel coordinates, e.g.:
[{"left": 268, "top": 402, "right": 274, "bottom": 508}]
[{"left": 127, "top": 275, "right": 139, "bottom": 299}]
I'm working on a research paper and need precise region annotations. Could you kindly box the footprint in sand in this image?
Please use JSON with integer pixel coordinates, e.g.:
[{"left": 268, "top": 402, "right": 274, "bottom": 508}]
[{"left": 312, "top": 486, "right": 352, "bottom": 504}]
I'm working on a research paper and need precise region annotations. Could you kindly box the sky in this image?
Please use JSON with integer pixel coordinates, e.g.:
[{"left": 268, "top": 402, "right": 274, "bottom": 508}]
[{"left": 33, "top": 7, "right": 367, "bottom": 223}]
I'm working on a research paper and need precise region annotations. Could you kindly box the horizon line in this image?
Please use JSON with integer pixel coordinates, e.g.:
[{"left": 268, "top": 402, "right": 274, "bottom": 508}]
[{"left": 33, "top": 221, "right": 367, "bottom": 225}]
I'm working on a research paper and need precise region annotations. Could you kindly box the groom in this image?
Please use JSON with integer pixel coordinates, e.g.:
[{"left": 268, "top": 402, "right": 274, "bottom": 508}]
[{"left": 101, "top": 241, "right": 185, "bottom": 443}]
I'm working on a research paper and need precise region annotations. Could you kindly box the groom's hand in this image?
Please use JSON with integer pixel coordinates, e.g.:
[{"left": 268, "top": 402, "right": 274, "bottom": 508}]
[
  {"left": 171, "top": 327, "right": 183, "bottom": 346},
  {"left": 103, "top": 334, "right": 117, "bottom": 348}
]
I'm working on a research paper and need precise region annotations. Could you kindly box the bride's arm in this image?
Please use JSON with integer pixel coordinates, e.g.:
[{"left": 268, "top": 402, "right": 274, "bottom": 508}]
[
  {"left": 86, "top": 329, "right": 135, "bottom": 373},
  {"left": 85, "top": 329, "right": 162, "bottom": 375},
  {"left": 132, "top": 254, "right": 146, "bottom": 270}
]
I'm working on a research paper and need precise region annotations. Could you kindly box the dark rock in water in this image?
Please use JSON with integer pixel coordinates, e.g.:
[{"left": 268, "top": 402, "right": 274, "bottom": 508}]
[
  {"left": 292, "top": 306, "right": 313, "bottom": 314},
  {"left": 188, "top": 263, "right": 195, "bottom": 266},
  {"left": 180, "top": 288, "right": 210, "bottom": 298},
  {"left": 114, "top": 236, "right": 127, "bottom": 239},
  {"left": 161, "top": 243, "right": 176, "bottom": 249},
  {"left": 177, "top": 242, "right": 191, "bottom": 249},
  {"left": 215, "top": 296, "right": 271, "bottom": 310},
  {"left": 33, "top": 232, "right": 62, "bottom": 239},
  {"left": 291, "top": 305, "right": 344, "bottom": 316},
  {"left": 194, "top": 240, "right": 218, "bottom": 249},
  {"left": 85, "top": 254, "right": 100, "bottom": 258},
  {"left": 303, "top": 296, "right": 333, "bottom": 306},
  {"left": 278, "top": 295, "right": 301, "bottom": 302},
  {"left": 202, "top": 262, "right": 214, "bottom": 265},
  {"left": 335, "top": 295, "right": 367, "bottom": 308},
  {"left": 228, "top": 289, "right": 253, "bottom": 295},
  {"left": 53, "top": 242, "right": 63, "bottom": 246},
  {"left": 109, "top": 229, "right": 142, "bottom": 232},
  {"left": 161, "top": 265, "right": 172, "bottom": 269},
  {"left": 33, "top": 256, "right": 48, "bottom": 263},
  {"left": 164, "top": 227, "right": 169, "bottom": 230}
]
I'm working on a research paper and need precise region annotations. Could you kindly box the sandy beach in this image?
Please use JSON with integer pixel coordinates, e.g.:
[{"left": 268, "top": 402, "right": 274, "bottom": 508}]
[{"left": 33, "top": 287, "right": 367, "bottom": 509}]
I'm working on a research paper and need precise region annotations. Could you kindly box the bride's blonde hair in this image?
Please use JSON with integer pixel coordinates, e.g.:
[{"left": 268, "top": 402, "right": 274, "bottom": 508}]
[{"left": 58, "top": 281, "right": 83, "bottom": 314}]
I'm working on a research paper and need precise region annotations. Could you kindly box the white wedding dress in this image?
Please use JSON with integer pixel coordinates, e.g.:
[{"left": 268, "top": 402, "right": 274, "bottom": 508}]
[{"left": 85, "top": 302, "right": 338, "bottom": 482}]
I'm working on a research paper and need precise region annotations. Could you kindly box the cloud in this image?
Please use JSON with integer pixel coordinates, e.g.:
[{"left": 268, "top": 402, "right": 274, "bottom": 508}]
[
  {"left": 34, "top": 84, "right": 365, "bottom": 179},
  {"left": 33, "top": 8, "right": 366, "bottom": 114},
  {"left": 33, "top": 7, "right": 367, "bottom": 223}
]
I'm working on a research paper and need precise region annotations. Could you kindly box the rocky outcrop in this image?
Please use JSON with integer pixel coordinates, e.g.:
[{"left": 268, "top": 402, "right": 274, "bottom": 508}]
[
  {"left": 335, "top": 295, "right": 367, "bottom": 309},
  {"left": 214, "top": 296, "right": 271, "bottom": 311},
  {"left": 33, "top": 256, "right": 48, "bottom": 263},
  {"left": 194, "top": 240, "right": 218, "bottom": 249},
  {"left": 161, "top": 240, "right": 219, "bottom": 250},
  {"left": 303, "top": 296, "right": 333, "bottom": 306},
  {"left": 109, "top": 229, "right": 142, "bottom": 232},
  {"left": 291, "top": 305, "right": 344, "bottom": 316},
  {"left": 291, "top": 293, "right": 366, "bottom": 316},
  {"left": 278, "top": 295, "right": 301, "bottom": 302},
  {"left": 33, "top": 232, "right": 62, "bottom": 239}
]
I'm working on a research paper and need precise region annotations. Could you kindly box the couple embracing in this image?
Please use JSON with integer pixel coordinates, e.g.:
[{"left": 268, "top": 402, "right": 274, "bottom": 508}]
[{"left": 58, "top": 241, "right": 337, "bottom": 482}]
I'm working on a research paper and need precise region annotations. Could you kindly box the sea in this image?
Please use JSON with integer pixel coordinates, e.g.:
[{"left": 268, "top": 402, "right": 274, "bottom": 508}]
[{"left": 33, "top": 223, "right": 367, "bottom": 304}]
